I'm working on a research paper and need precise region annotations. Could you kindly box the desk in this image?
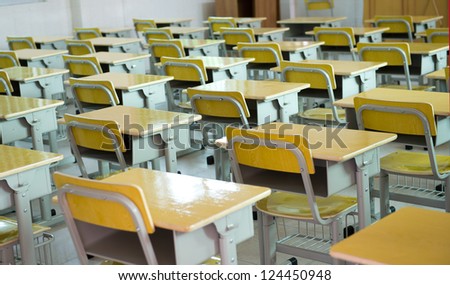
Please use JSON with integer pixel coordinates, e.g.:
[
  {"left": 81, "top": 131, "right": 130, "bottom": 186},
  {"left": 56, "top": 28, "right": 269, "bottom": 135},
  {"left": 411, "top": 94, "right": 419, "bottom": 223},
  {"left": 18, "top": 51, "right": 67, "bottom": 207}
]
[
  {"left": 101, "top": 167, "right": 270, "bottom": 264},
  {"left": 78, "top": 105, "right": 201, "bottom": 173},
  {"left": 83, "top": 72, "right": 173, "bottom": 109},
  {"left": 408, "top": 43, "right": 448, "bottom": 76},
  {"left": 277, "top": 16, "right": 347, "bottom": 39},
  {"left": 185, "top": 56, "right": 254, "bottom": 82},
  {"left": 253, "top": 27, "right": 290, "bottom": 42},
  {"left": 188, "top": 79, "right": 309, "bottom": 124},
  {"left": 330, "top": 207, "right": 450, "bottom": 264},
  {"left": 306, "top": 27, "right": 390, "bottom": 43},
  {"left": 277, "top": 41, "right": 324, "bottom": 61},
  {"left": 425, "top": 68, "right": 447, "bottom": 92},
  {"left": 100, "top": 27, "right": 134, "bottom": 38},
  {"left": 14, "top": 48, "right": 67, "bottom": 69},
  {"left": 255, "top": 122, "right": 397, "bottom": 230},
  {"left": 180, "top": 39, "right": 225, "bottom": 57},
  {"left": 87, "top": 37, "right": 142, "bottom": 53},
  {"left": 235, "top": 17, "right": 267, "bottom": 28},
  {"left": 168, "top": 27, "right": 209, "bottom": 39},
  {"left": 88, "top": 52, "right": 150, "bottom": 74},
  {"left": 0, "top": 145, "right": 62, "bottom": 264},
  {"left": 334, "top": 88, "right": 450, "bottom": 146},
  {"left": 155, "top": 18, "right": 192, "bottom": 27},
  {"left": 34, "top": 36, "right": 72, "bottom": 50},
  {"left": 365, "top": 15, "right": 444, "bottom": 34}
]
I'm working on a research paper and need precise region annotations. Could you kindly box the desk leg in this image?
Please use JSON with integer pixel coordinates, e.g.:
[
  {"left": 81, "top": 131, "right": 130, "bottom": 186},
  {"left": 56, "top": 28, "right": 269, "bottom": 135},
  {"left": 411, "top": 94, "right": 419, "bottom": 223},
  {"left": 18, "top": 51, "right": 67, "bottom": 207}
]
[
  {"left": 214, "top": 219, "right": 238, "bottom": 265},
  {"left": 163, "top": 129, "right": 177, "bottom": 173},
  {"left": 355, "top": 156, "right": 372, "bottom": 229},
  {"left": 258, "top": 211, "right": 277, "bottom": 265}
]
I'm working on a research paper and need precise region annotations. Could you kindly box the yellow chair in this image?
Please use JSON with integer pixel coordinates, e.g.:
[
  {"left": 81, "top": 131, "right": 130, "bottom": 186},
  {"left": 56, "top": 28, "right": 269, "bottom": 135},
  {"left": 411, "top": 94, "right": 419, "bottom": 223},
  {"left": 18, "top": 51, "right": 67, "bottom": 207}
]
[
  {"left": 313, "top": 27, "right": 357, "bottom": 60},
  {"left": 227, "top": 126, "right": 357, "bottom": 264},
  {"left": 64, "top": 114, "right": 130, "bottom": 179},
  {"left": 160, "top": 56, "right": 207, "bottom": 111},
  {"left": 0, "top": 71, "right": 13, "bottom": 96},
  {"left": 304, "top": 0, "right": 334, "bottom": 16},
  {"left": 280, "top": 61, "right": 346, "bottom": 125},
  {"left": 74, "top": 27, "right": 102, "bottom": 40},
  {"left": 66, "top": 39, "right": 96, "bottom": 55},
  {"left": 354, "top": 97, "right": 450, "bottom": 217},
  {"left": 133, "top": 18, "right": 157, "bottom": 38},
  {"left": 6, "top": 36, "right": 36, "bottom": 50},
  {"left": 220, "top": 27, "right": 255, "bottom": 56},
  {"left": 357, "top": 42, "right": 431, "bottom": 91},
  {"left": 237, "top": 42, "right": 283, "bottom": 80},
  {"left": 69, "top": 77, "right": 120, "bottom": 113},
  {"left": 53, "top": 172, "right": 158, "bottom": 264},
  {"left": 374, "top": 15, "right": 414, "bottom": 42},
  {"left": 425, "top": 28, "right": 449, "bottom": 43},
  {"left": 63, "top": 55, "right": 103, "bottom": 77},
  {"left": 143, "top": 28, "right": 174, "bottom": 41},
  {"left": 148, "top": 39, "right": 186, "bottom": 74},
  {"left": 0, "top": 51, "right": 19, "bottom": 68},
  {"left": 207, "top": 16, "right": 237, "bottom": 39}
]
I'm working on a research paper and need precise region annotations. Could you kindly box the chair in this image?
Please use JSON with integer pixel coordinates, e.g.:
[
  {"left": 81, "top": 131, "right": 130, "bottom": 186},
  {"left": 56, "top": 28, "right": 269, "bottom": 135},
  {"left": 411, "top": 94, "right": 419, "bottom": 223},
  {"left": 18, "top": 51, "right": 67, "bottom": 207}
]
[
  {"left": 69, "top": 77, "right": 120, "bottom": 113},
  {"left": 66, "top": 39, "right": 96, "bottom": 55},
  {"left": 237, "top": 42, "right": 283, "bottom": 80},
  {"left": 227, "top": 126, "right": 357, "bottom": 264},
  {"left": 0, "top": 51, "right": 20, "bottom": 68},
  {"left": 220, "top": 27, "right": 255, "bottom": 56},
  {"left": 0, "top": 71, "right": 13, "bottom": 96},
  {"left": 74, "top": 27, "right": 102, "bottom": 40},
  {"left": 133, "top": 18, "right": 157, "bottom": 38},
  {"left": 304, "top": 0, "right": 334, "bottom": 16},
  {"left": 160, "top": 56, "right": 207, "bottom": 111},
  {"left": 53, "top": 172, "right": 158, "bottom": 264},
  {"left": 6, "top": 36, "right": 36, "bottom": 50},
  {"left": 148, "top": 39, "right": 186, "bottom": 74},
  {"left": 63, "top": 55, "right": 103, "bottom": 77},
  {"left": 143, "top": 28, "right": 174, "bottom": 41},
  {"left": 354, "top": 97, "right": 450, "bottom": 217},
  {"left": 425, "top": 28, "right": 449, "bottom": 43},
  {"left": 374, "top": 15, "right": 414, "bottom": 42},
  {"left": 64, "top": 113, "right": 130, "bottom": 179},
  {"left": 280, "top": 61, "right": 346, "bottom": 125},
  {"left": 357, "top": 42, "right": 431, "bottom": 91},
  {"left": 313, "top": 27, "right": 357, "bottom": 60},
  {"left": 207, "top": 16, "right": 237, "bottom": 39}
]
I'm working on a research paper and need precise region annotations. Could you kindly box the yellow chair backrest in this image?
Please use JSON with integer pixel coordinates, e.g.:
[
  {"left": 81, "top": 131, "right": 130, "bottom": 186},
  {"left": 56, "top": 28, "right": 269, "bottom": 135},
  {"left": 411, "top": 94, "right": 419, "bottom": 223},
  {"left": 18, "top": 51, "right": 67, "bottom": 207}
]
[
  {"left": 445, "top": 66, "right": 449, "bottom": 81},
  {"left": 187, "top": 88, "right": 250, "bottom": 119},
  {"left": 64, "top": 113, "right": 126, "bottom": 152},
  {"left": 237, "top": 42, "right": 283, "bottom": 65},
  {"left": 6, "top": 36, "right": 36, "bottom": 50},
  {"left": 133, "top": 18, "right": 157, "bottom": 32},
  {"left": 357, "top": 42, "right": 411, "bottom": 66},
  {"left": 220, "top": 27, "right": 256, "bottom": 46},
  {"left": 66, "top": 39, "right": 96, "bottom": 55},
  {"left": 69, "top": 77, "right": 120, "bottom": 107},
  {"left": 280, "top": 61, "right": 336, "bottom": 90},
  {"left": 74, "top": 28, "right": 102, "bottom": 40},
  {"left": 313, "top": 27, "right": 356, "bottom": 47},
  {"left": 304, "top": 0, "right": 334, "bottom": 10},
  {"left": 143, "top": 28, "right": 174, "bottom": 41},
  {"left": 226, "top": 126, "right": 315, "bottom": 174},
  {"left": 0, "top": 70, "right": 13, "bottom": 95},
  {"left": 0, "top": 50, "right": 20, "bottom": 68},
  {"left": 354, "top": 97, "right": 437, "bottom": 137},
  {"left": 160, "top": 56, "right": 208, "bottom": 82},
  {"left": 425, "top": 28, "right": 449, "bottom": 43},
  {"left": 208, "top": 17, "right": 237, "bottom": 33},
  {"left": 53, "top": 172, "right": 154, "bottom": 234},
  {"left": 63, "top": 55, "right": 103, "bottom": 77},
  {"left": 374, "top": 15, "right": 413, "bottom": 34},
  {"left": 148, "top": 39, "right": 186, "bottom": 59}
]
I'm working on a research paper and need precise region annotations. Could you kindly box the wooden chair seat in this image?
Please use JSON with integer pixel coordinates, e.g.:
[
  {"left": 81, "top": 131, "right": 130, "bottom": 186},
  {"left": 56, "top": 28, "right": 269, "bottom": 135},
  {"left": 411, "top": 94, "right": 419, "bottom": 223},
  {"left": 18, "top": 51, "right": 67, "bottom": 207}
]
[{"left": 381, "top": 151, "right": 450, "bottom": 176}]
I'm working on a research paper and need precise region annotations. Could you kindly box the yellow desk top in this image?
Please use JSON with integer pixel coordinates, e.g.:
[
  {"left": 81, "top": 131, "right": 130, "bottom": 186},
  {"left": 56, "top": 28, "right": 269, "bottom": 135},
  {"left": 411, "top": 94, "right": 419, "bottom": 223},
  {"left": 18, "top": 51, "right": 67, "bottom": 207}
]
[
  {"left": 253, "top": 27, "right": 290, "bottom": 35},
  {"left": 87, "top": 37, "right": 141, "bottom": 47},
  {"left": 0, "top": 95, "right": 64, "bottom": 120},
  {"left": 0, "top": 144, "right": 63, "bottom": 178},
  {"left": 179, "top": 39, "right": 225, "bottom": 49},
  {"left": 425, "top": 68, "right": 446, "bottom": 80},
  {"left": 334, "top": 88, "right": 450, "bottom": 116},
  {"left": 102, "top": 168, "right": 271, "bottom": 232},
  {"left": 83, "top": 72, "right": 173, "bottom": 90},
  {"left": 188, "top": 79, "right": 309, "bottom": 101},
  {"left": 365, "top": 15, "right": 444, "bottom": 24},
  {"left": 330, "top": 207, "right": 450, "bottom": 264},
  {"left": 415, "top": 28, "right": 448, "bottom": 39},
  {"left": 277, "top": 16, "right": 347, "bottom": 24},
  {"left": 14, "top": 48, "right": 68, "bottom": 60},
  {"left": 155, "top": 18, "right": 193, "bottom": 25},
  {"left": 305, "top": 27, "right": 390, "bottom": 36},
  {"left": 168, "top": 27, "right": 209, "bottom": 35},
  {"left": 33, "top": 36, "right": 73, "bottom": 43},
  {"left": 87, "top": 51, "right": 150, "bottom": 64},
  {"left": 408, "top": 42, "right": 449, "bottom": 55},
  {"left": 255, "top": 122, "right": 397, "bottom": 162},
  {"left": 276, "top": 41, "right": 325, "bottom": 52},
  {"left": 3, "top": 66, "right": 69, "bottom": 82},
  {"left": 78, "top": 105, "right": 201, "bottom": 136},
  {"left": 100, "top": 27, "right": 134, "bottom": 34},
  {"left": 185, "top": 56, "right": 255, "bottom": 70}
]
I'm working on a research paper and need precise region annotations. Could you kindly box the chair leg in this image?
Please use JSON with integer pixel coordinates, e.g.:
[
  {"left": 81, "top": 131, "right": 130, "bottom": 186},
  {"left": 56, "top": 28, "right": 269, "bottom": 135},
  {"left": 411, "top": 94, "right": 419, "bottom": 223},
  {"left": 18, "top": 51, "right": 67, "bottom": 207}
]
[{"left": 379, "top": 170, "right": 390, "bottom": 218}]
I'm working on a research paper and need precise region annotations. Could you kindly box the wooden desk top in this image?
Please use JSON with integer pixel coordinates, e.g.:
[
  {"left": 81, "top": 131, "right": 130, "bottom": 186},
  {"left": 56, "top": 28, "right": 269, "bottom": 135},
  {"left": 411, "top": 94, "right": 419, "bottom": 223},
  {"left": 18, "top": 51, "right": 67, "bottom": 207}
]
[
  {"left": 102, "top": 168, "right": 270, "bottom": 232},
  {"left": 179, "top": 39, "right": 225, "bottom": 49},
  {"left": 0, "top": 145, "right": 63, "bottom": 178},
  {"left": 277, "top": 16, "right": 347, "bottom": 24},
  {"left": 235, "top": 17, "right": 267, "bottom": 24},
  {"left": 365, "top": 15, "right": 444, "bottom": 24},
  {"left": 255, "top": 122, "right": 397, "bottom": 162},
  {"left": 78, "top": 105, "right": 201, "bottom": 136},
  {"left": 305, "top": 27, "right": 390, "bottom": 36},
  {"left": 185, "top": 56, "right": 254, "bottom": 70},
  {"left": 168, "top": 27, "right": 209, "bottom": 35},
  {"left": 330, "top": 207, "right": 450, "bottom": 264},
  {"left": 334, "top": 88, "right": 450, "bottom": 116},
  {"left": 155, "top": 18, "right": 193, "bottom": 25},
  {"left": 253, "top": 27, "right": 290, "bottom": 35},
  {"left": 425, "top": 68, "right": 446, "bottom": 80},
  {"left": 84, "top": 72, "right": 173, "bottom": 90},
  {"left": 100, "top": 27, "right": 134, "bottom": 34},
  {"left": 88, "top": 51, "right": 150, "bottom": 64},
  {"left": 277, "top": 41, "right": 324, "bottom": 52},
  {"left": 3, "top": 66, "right": 69, "bottom": 82},
  {"left": 408, "top": 42, "right": 449, "bottom": 55},
  {"left": 33, "top": 36, "right": 73, "bottom": 43},
  {"left": 188, "top": 79, "right": 310, "bottom": 101},
  {"left": 88, "top": 37, "right": 141, "bottom": 47},
  {"left": 0, "top": 95, "right": 63, "bottom": 120},
  {"left": 14, "top": 48, "right": 68, "bottom": 60}
]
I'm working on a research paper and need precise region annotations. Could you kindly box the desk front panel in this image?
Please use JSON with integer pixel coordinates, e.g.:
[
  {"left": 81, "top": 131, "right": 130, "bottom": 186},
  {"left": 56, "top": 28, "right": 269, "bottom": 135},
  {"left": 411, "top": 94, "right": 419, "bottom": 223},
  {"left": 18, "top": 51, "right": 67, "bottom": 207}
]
[{"left": 11, "top": 73, "right": 65, "bottom": 99}]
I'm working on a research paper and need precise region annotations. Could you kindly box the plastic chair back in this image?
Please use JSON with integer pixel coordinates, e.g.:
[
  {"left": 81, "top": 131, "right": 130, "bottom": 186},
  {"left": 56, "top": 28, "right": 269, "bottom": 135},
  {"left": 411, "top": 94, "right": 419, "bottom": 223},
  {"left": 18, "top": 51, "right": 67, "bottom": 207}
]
[
  {"left": 74, "top": 28, "right": 102, "bottom": 40},
  {"left": 281, "top": 61, "right": 336, "bottom": 90},
  {"left": 314, "top": 27, "right": 355, "bottom": 47},
  {"left": 425, "top": 28, "right": 449, "bottom": 43},
  {"left": 6, "top": 36, "right": 36, "bottom": 50},
  {"left": 66, "top": 40, "right": 96, "bottom": 55},
  {"left": 148, "top": 39, "right": 185, "bottom": 61},
  {"left": 69, "top": 77, "right": 120, "bottom": 112},
  {"left": 237, "top": 42, "right": 283, "bottom": 65},
  {"left": 0, "top": 70, "right": 13, "bottom": 95},
  {"left": 0, "top": 51, "right": 20, "bottom": 68},
  {"left": 208, "top": 17, "right": 237, "bottom": 33},
  {"left": 305, "top": 0, "right": 334, "bottom": 15},
  {"left": 220, "top": 27, "right": 256, "bottom": 46},
  {"left": 160, "top": 56, "right": 208, "bottom": 83},
  {"left": 374, "top": 15, "right": 414, "bottom": 41},
  {"left": 63, "top": 55, "right": 103, "bottom": 77},
  {"left": 143, "top": 28, "right": 174, "bottom": 41},
  {"left": 133, "top": 19, "right": 157, "bottom": 32}
]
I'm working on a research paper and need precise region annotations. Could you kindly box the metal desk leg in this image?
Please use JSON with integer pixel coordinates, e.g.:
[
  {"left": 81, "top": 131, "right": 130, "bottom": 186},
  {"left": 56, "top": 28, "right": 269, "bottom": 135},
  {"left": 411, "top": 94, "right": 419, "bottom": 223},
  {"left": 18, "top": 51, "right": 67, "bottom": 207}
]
[
  {"left": 259, "top": 211, "right": 277, "bottom": 265},
  {"left": 355, "top": 158, "right": 372, "bottom": 229},
  {"left": 214, "top": 219, "right": 238, "bottom": 265},
  {"left": 163, "top": 129, "right": 177, "bottom": 173},
  {"left": 379, "top": 170, "right": 390, "bottom": 218}
]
